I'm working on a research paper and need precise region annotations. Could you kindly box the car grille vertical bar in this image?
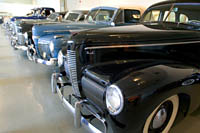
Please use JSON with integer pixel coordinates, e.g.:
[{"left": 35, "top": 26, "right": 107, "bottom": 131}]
[{"left": 67, "top": 50, "right": 81, "bottom": 97}]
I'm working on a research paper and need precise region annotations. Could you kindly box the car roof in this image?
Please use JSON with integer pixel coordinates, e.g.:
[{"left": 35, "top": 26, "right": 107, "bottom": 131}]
[
  {"left": 90, "top": 6, "right": 146, "bottom": 15},
  {"left": 67, "top": 10, "right": 89, "bottom": 14},
  {"left": 32, "top": 7, "right": 55, "bottom": 11},
  {"left": 91, "top": 6, "right": 118, "bottom": 11},
  {"left": 150, "top": 0, "right": 200, "bottom": 8},
  {"left": 119, "top": 6, "right": 146, "bottom": 15}
]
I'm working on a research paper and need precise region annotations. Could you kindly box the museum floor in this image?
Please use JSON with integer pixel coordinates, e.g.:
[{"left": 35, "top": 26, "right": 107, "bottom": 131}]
[{"left": 0, "top": 26, "right": 200, "bottom": 133}]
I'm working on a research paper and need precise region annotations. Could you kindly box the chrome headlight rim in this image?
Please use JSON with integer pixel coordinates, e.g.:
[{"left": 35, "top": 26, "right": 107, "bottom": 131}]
[
  {"left": 106, "top": 84, "right": 124, "bottom": 115},
  {"left": 49, "top": 41, "right": 54, "bottom": 53},
  {"left": 57, "top": 50, "right": 64, "bottom": 67}
]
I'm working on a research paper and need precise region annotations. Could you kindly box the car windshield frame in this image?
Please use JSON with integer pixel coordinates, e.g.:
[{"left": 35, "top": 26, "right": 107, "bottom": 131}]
[
  {"left": 85, "top": 8, "right": 116, "bottom": 23},
  {"left": 64, "top": 12, "right": 80, "bottom": 21},
  {"left": 141, "top": 3, "right": 200, "bottom": 30},
  {"left": 47, "top": 13, "right": 58, "bottom": 20}
]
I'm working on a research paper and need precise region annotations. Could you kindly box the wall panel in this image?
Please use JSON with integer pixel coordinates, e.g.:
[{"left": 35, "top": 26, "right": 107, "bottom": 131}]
[
  {"left": 35, "top": 0, "right": 60, "bottom": 11},
  {"left": 0, "top": 0, "right": 32, "bottom": 4},
  {"left": 66, "top": 0, "right": 163, "bottom": 10}
]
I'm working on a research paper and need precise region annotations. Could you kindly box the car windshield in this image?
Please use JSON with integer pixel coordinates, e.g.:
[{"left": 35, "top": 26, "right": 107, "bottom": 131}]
[
  {"left": 86, "top": 9, "right": 115, "bottom": 23},
  {"left": 141, "top": 3, "right": 200, "bottom": 30},
  {"left": 47, "top": 13, "right": 58, "bottom": 20},
  {"left": 64, "top": 13, "right": 79, "bottom": 21}
]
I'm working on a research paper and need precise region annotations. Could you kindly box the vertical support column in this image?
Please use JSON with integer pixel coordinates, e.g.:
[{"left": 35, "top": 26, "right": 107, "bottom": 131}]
[{"left": 60, "top": 0, "right": 68, "bottom": 12}]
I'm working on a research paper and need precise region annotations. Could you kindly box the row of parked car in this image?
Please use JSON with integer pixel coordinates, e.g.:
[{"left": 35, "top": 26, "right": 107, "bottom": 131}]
[{"left": 2, "top": 0, "right": 200, "bottom": 132}]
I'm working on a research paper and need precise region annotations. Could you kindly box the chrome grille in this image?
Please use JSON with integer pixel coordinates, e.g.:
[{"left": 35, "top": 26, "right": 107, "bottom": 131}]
[
  {"left": 18, "top": 34, "right": 25, "bottom": 45},
  {"left": 67, "top": 50, "right": 81, "bottom": 97}
]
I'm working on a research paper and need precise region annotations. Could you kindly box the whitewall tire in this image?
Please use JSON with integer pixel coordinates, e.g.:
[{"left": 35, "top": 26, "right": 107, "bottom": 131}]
[{"left": 143, "top": 95, "right": 179, "bottom": 133}]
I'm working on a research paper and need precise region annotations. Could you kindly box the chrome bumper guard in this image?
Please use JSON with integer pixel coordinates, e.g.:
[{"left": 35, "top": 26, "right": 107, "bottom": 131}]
[
  {"left": 36, "top": 58, "right": 57, "bottom": 66},
  {"left": 55, "top": 75, "right": 107, "bottom": 133},
  {"left": 10, "top": 35, "right": 28, "bottom": 51},
  {"left": 15, "top": 45, "right": 28, "bottom": 51}
]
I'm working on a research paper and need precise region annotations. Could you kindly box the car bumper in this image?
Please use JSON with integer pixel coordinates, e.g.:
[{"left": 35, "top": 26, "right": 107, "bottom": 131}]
[
  {"left": 15, "top": 45, "right": 28, "bottom": 51},
  {"left": 11, "top": 35, "right": 28, "bottom": 51},
  {"left": 36, "top": 58, "right": 58, "bottom": 66},
  {"left": 52, "top": 72, "right": 107, "bottom": 133}
]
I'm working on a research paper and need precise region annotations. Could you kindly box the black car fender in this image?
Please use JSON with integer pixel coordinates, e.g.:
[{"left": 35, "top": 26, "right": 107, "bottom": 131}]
[{"left": 84, "top": 60, "right": 200, "bottom": 132}]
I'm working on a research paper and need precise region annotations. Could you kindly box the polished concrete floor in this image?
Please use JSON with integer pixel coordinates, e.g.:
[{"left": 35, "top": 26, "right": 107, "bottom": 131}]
[{"left": 0, "top": 26, "right": 200, "bottom": 133}]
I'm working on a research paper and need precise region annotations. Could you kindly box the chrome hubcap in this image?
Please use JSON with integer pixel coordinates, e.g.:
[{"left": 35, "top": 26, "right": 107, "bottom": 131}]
[{"left": 152, "top": 108, "right": 167, "bottom": 129}]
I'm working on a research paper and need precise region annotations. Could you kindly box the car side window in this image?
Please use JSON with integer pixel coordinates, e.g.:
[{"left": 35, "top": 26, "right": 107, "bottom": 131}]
[
  {"left": 179, "top": 14, "right": 189, "bottom": 23},
  {"left": 79, "top": 15, "right": 85, "bottom": 21},
  {"left": 143, "top": 10, "right": 160, "bottom": 22},
  {"left": 124, "top": 9, "right": 141, "bottom": 23},
  {"left": 163, "top": 11, "right": 176, "bottom": 22}
]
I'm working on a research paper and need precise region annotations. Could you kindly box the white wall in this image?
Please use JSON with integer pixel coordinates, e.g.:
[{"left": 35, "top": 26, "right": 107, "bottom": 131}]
[
  {"left": 0, "top": 3, "right": 35, "bottom": 16},
  {"left": 66, "top": 0, "right": 164, "bottom": 10},
  {"left": 0, "top": 0, "right": 60, "bottom": 16},
  {"left": 35, "top": 0, "right": 60, "bottom": 12}
]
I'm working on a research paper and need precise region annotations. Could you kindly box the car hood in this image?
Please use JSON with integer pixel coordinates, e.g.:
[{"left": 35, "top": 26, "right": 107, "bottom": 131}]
[
  {"left": 20, "top": 20, "right": 60, "bottom": 33},
  {"left": 32, "top": 21, "right": 110, "bottom": 37},
  {"left": 38, "top": 34, "right": 55, "bottom": 45},
  {"left": 11, "top": 16, "right": 46, "bottom": 21},
  {"left": 85, "top": 60, "right": 195, "bottom": 98},
  {"left": 38, "top": 33, "right": 70, "bottom": 45},
  {"left": 73, "top": 24, "right": 200, "bottom": 45}
]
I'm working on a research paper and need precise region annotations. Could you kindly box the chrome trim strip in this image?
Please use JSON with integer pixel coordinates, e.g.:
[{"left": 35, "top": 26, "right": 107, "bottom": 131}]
[
  {"left": 54, "top": 35, "right": 64, "bottom": 39},
  {"left": 32, "top": 36, "right": 40, "bottom": 39},
  {"left": 84, "top": 40, "right": 200, "bottom": 50},
  {"left": 15, "top": 46, "right": 28, "bottom": 51},
  {"left": 44, "top": 30, "right": 70, "bottom": 33}
]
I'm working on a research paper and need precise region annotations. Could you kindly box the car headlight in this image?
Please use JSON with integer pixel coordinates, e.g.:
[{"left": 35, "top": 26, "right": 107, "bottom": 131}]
[
  {"left": 106, "top": 85, "right": 124, "bottom": 115},
  {"left": 49, "top": 41, "right": 54, "bottom": 52},
  {"left": 58, "top": 50, "right": 64, "bottom": 67}
]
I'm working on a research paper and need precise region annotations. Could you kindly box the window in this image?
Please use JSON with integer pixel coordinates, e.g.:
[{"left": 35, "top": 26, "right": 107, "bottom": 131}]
[
  {"left": 65, "top": 13, "right": 79, "bottom": 21},
  {"left": 86, "top": 9, "right": 115, "bottom": 22},
  {"left": 124, "top": 9, "right": 141, "bottom": 23},
  {"left": 163, "top": 11, "right": 176, "bottom": 22},
  {"left": 79, "top": 15, "right": 85, "bottom": 21},
  {"left": 143, "top": 10, "right": 160, "bottom": 22},
  {"left": 179, "top": 14, "right": 188, "bottom": 23}
]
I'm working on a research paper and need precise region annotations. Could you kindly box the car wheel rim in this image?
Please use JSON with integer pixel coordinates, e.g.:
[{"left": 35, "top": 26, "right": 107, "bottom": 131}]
[
  {"left": 143, "top": 95, "right": 179, "bottom": 133},
  {"left": 151, "top": 107, "right": 168, "bottom": 129}
]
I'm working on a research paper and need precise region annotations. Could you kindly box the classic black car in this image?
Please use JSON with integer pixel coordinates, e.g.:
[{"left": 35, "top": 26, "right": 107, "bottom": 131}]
[{"left": 52, "top": 0, "right": 200, "bottom": 133}]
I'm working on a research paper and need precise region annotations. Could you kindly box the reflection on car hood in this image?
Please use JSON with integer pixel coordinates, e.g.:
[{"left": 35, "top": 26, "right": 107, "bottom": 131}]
[
  {"left": 38, "top": 33, "right": 70, "bottom": 45},
  {"left": 73, "top": 24, "right": 200, "bottom": 45},
  {"left": 32, "top": 21, "right": 110, "bottom": 37}
]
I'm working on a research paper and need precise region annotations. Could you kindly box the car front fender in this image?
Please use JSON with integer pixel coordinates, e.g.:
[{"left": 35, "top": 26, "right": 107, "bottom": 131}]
[{"left": 85, "top": 60, "right": 200, "bottom": 132}]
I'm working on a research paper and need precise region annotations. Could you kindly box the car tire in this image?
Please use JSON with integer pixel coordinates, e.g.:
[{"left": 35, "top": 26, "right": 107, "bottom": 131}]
[
  {"left": 10, "top": 40, "right": 17, "bottom": 50},
  {"left": 26, "top": 48, "right": 33, "bottom": 61},
  {"left": 143, "top": 95, "right": 179, "bottom": 133}
]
